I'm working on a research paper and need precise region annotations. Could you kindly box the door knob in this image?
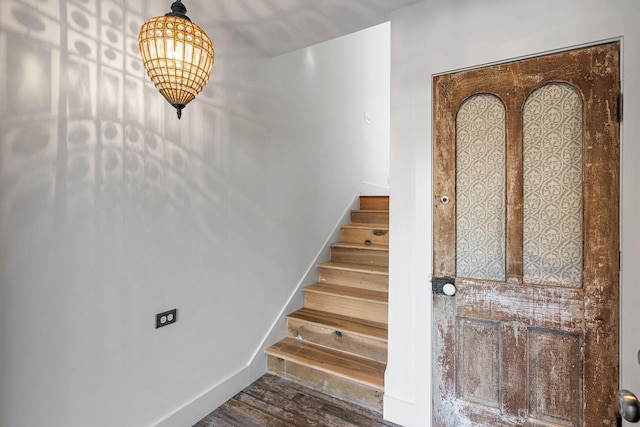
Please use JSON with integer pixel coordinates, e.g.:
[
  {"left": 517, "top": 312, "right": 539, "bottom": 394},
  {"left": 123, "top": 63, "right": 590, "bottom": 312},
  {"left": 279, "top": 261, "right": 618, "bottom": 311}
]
[
  {"left": 618, "top": 389, "right": 640, "bottom": 422},
  {"left": 432, "top": 277, "right": 456, "bottom": 296},
  {"left": 443, "top": 283, "right": 456, "bottom": 296}
]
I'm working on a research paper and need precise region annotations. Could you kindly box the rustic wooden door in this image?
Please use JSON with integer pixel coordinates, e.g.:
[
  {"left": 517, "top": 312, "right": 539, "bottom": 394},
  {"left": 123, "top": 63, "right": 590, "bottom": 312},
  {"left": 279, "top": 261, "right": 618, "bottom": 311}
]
[{"left": 432, "top": 42, "right": 620, "bottom": 426}]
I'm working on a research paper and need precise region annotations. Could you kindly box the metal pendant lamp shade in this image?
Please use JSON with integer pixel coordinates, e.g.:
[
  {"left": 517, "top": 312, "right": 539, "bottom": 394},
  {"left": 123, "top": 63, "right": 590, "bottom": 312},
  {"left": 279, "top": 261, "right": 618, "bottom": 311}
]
[{"left": 139, "top": 0, "right": 214, "bottom": 119}]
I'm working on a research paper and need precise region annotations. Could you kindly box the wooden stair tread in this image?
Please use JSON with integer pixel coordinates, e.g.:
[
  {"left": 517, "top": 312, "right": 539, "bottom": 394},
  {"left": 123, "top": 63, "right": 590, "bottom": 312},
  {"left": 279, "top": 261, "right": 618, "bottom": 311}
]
[
  {"left": 305, "top": 282, "right": 388, "bottom": 303},
  {"left": 288, "top": 307, "right": 387, "bottom": 340},
  {"left": 351, "top": 212, "right": 388, "bottom": 224},
  {"left": 341, "top": 223, "right": 389, "bottom": 230},
  {"left": 350, "top": 210, "right": 389, "bottom": 227},
  {"left": 359, "top": 196, "right": 389, "bottom": 211},
  {"left": 332, "top": 242, "right": 389, "bottom": 252},
  {"left": 320, "top": 261, "right": 388, "bottom": 276},
  {"left": 265, "top": 338, "right": 385, "bottom": 389}
]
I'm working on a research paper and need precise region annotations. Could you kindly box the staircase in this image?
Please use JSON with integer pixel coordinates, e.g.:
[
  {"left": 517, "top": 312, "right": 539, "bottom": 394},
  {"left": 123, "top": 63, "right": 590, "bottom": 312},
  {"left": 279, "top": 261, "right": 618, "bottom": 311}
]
[{"left": 265, "top": 195, "right": 389, "bottom": 411}]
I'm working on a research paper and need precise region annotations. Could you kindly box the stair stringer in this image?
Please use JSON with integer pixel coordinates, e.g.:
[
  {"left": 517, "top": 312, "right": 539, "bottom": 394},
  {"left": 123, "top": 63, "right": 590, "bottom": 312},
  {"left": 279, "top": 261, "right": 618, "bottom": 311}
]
[{"left": 245, "top": 191, "right": 362, "bottom": 381}]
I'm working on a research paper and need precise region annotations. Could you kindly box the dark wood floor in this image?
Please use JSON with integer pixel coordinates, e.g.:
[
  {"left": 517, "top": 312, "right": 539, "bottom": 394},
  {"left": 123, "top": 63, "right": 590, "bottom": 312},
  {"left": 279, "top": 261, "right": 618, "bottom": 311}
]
[{"left": 194, "top": 374, "right": 401, "bottom": 427}]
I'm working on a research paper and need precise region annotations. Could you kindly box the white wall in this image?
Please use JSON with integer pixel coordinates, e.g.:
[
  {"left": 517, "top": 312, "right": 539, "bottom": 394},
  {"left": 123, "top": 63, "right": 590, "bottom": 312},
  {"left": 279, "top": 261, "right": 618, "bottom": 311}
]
[
  {"left": 386, "top": 0, "right": 640, "bottom": 425},
  {"left": 0, "top": 2, "right": 390, "bottom": 426},
  {"left": 273, "top": 23, "right": 391, "bottom": 196}
]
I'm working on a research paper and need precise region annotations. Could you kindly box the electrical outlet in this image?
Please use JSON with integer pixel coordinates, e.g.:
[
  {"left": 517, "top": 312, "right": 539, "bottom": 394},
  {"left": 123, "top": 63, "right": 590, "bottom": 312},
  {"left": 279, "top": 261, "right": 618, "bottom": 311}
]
[{"left": 156, "top": 309, "right": 177, "bottom": 329}]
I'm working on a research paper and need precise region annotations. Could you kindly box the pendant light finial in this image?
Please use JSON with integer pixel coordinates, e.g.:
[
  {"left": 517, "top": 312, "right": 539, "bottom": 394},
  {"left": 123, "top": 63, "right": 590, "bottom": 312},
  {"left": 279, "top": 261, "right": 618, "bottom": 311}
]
[
  {"left": 166, "top": 0, "right": 190, "bottom": 21},
  {"left": 175, "top": 104, "right": 184, "bottom": 120}
]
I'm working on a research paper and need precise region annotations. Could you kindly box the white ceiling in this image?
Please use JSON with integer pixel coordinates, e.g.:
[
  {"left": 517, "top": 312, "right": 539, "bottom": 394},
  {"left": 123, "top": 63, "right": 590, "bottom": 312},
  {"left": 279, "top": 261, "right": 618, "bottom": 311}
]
[{"left": 176, "top": 0, "right": 423, "bottom": 57}]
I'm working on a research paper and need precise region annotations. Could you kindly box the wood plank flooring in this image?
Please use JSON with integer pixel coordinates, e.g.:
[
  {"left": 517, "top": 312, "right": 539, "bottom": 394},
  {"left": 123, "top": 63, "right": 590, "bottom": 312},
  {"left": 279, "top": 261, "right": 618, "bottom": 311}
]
[{"left": 193, "top": 374, "right": 401, "bottom": 427}]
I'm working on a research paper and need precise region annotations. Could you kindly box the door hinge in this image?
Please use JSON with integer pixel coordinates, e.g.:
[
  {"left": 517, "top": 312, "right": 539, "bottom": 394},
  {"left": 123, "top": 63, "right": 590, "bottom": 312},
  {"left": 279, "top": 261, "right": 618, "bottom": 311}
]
[{"left": 618, "top": 93, "right": 623, "bottom": 122}]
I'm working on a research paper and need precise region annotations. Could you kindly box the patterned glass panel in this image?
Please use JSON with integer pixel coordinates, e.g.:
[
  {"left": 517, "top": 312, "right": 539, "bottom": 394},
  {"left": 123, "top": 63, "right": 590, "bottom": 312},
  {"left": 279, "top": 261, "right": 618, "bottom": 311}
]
[
  {"left": 456, "top": 94, "right": 506, "bottom": 281},
  {"left": 523, "top": 83, "right": 582, "bottom": 287}
]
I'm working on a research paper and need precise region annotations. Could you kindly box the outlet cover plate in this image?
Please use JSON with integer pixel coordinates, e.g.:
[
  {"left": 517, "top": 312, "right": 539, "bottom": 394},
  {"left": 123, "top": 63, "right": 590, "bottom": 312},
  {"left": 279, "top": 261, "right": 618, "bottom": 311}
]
[{"left": 156, "top": 309, "right": 177, "bottom": 329}]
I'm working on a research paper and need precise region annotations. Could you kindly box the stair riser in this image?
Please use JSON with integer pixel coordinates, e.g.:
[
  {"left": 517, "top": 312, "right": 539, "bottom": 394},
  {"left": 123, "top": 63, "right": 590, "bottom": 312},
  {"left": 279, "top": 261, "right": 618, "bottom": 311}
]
[
  {"left": 318, "top": 267, "right": 388, "bottom": 292},
  {"left": 341, "top": 227, "right": 389, "bottom": 246},
  {"left": 350, "top": 211, "right": 389, "bottom": 225},
  {"left": 331, "top": 247, "right": 389, "bottom": 267},
  {"left": 304, "top": 292, "right": 388, "bottom": 324},
  {"left": 359, "top": 196, "right": 389, "bottom": 211},
  {"left": 267, "top": 356, "right": 383, "bottom": 412},
  {"left": 288, "top": 319, "right": 387, "bottom": 363}
]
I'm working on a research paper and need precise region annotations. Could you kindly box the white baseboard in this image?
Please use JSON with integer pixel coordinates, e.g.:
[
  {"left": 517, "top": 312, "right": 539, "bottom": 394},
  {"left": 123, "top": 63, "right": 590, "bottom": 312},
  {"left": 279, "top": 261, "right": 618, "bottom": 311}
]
[
  {"left": 384, "top": 393, "right": 421, "bottom": 427},
  {"left": 153, "top": 366, "right": 260, "bottom": 427}
]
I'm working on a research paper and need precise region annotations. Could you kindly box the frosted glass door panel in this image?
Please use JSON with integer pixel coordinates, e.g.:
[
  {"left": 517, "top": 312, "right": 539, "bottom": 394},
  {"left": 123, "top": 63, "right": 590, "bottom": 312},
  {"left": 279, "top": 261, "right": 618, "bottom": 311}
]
[
  {"left": 523, "top": 83, "right": 583, "bottom": 287},
  {"left": 456, "top": 94, "right": 506, "bottom": 281}
]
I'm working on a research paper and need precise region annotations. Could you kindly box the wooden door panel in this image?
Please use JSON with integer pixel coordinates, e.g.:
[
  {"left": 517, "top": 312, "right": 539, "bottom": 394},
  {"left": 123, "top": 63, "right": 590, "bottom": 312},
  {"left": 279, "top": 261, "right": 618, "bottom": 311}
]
[
  {"left": 456, "top": 318, "right": 501, "bottom": 408},
  {"left": 432, "top": 42, "right": 620, "bottom": 426},
  {"left": 449, "top": 324, "right": 583, "bottom": 426},
  {"left": 528, "top": 329, "right": 582, "bottom": 425},
  {"left": 456, "top": 279, "right": 584, "bottom": 331}
]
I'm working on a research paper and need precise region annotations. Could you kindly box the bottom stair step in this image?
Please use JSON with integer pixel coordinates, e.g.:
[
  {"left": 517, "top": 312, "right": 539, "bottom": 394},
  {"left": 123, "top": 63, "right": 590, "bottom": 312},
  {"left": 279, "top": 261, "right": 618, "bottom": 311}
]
[
  {"left": 287, "top": 308, "right": 388, "bottom": 363},
  {"left": 265, "top": 337, "right": 386, "bottom": 411}
]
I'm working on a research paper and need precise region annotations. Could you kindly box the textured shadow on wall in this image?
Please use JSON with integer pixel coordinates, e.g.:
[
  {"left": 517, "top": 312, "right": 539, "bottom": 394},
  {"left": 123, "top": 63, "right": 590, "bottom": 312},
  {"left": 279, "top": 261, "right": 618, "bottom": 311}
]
[
  {"left": 0, "top": 2, "right": 282, "bottom": 423},
  {"left": 0, "top": 0, "right": 255, "bottom": 283}
]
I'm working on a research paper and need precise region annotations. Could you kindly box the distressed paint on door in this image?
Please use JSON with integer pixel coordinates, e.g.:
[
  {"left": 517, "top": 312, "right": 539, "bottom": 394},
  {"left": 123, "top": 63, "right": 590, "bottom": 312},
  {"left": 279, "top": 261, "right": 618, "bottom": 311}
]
[{"left": 432, "top": 42, "right": 620, "bottom": 427}]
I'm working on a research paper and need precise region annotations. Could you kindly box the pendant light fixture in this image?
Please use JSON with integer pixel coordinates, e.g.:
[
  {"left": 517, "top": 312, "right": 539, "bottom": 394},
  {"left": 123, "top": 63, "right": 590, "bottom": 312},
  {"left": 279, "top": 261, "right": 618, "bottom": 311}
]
[{"left": 139, "top": 0, "right": 214, "bottom": 119}]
